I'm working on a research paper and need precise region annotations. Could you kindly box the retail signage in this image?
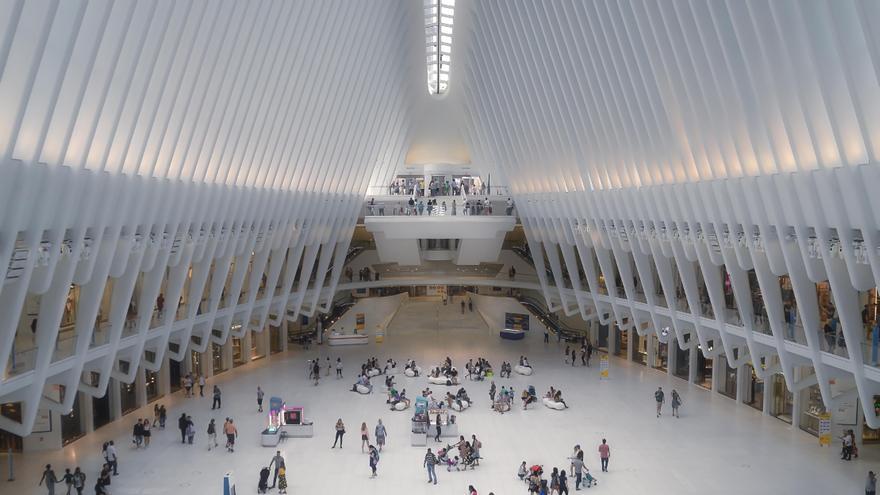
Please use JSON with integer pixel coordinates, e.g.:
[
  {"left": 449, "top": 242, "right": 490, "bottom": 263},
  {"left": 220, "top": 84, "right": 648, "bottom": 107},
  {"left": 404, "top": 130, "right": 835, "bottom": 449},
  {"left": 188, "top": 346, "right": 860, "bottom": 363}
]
[
  {"left": 355, "top": 313, "right": 365, "bottom": 332},
  {"left": 32, "top": 408, "right": 52, "bottom": 433},
  {"left": 504, "top": 313, "right": 530, "bottom": 331},
  {"left": 818, "top": 413, "right": 832, "bottom": 446},
  {"left": 599, "top": 354, "right": 609, "bottom": 379}
]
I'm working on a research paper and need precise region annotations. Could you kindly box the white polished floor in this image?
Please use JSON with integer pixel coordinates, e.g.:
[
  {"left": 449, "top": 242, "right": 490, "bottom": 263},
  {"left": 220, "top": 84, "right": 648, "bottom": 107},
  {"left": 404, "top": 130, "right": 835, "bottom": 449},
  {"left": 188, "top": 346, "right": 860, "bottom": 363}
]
[{"left": 7, "top": 298, "right": 875, "bottom": 494}]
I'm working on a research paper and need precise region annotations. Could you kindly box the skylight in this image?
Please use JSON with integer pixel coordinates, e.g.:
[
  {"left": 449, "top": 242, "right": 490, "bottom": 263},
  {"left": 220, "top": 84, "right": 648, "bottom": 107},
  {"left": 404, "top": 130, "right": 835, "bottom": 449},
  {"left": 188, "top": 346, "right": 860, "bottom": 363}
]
[{"left": 425, "top": 0, "right": 455, "bottom": 95}]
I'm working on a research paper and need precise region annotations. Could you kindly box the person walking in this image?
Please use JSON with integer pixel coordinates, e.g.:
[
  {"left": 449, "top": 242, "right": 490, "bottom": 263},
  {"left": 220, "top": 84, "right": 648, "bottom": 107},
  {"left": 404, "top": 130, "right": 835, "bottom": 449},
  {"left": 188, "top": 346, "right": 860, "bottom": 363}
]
[
  {"left": 177, "top": 413, "right": 188, "bottom": 444},
  {"left": 375, "top": 419, "right": 387, "bottom": 452},
  {"left": 461, "top": 299, "right": 466, "bottom": 314},
  {"left": 559, "top": 469, "right": 569, "bottom": 495},
  {"left": 434, "top": 413, "right": 442, "bottom": 442},
  {"left": 867, "top": 471, "right": 877, "bottom": 495},
  {"left": 212, "top": 385, "right": 222, "bottom": 409},
  {"left": 424, "top": 448, "right": 438, "bottom": 484},
  {"left": 598, "top": 439, "right": 610, "bottom": 472},
  {"left": 198, "top": 375, "right": 206, "bottom": 397},
  {"left": 671, "top": 389, "right": 682, "bottom": 418},
  {"left": 654, "top": 387, "right": 665, "bottom": 417},
  {"left": 61, "top": 468, "right": 74, "bottom": 495},
  {"left": 471, "top": 435, "right": 482, "bottom": 465},
  {"left": 489, "top": 381, "right": 496, "bottom": 407},
  {"left": 257, "top": 386, "right": 265, "bottom": 412},
  {"left": 142, "top": 418, "right": 151, "bottom": 448},
  {"left": 132, "top": 419, "right": 143, "bottom": 448},
  {"left": 336, "top": 358, "right": 343, "bottom": 379},
  {"left": 39, "top": 464, "right": 59, "bottom": 495},
  {"left": 277, "top": 466, "right": 288, "bottom": 494},
  {"left": 269, "top": 450, "right": 285, "bottom": 488},
  {"left": 368, "top": 445, "right": 380, "bottom": 478},
  {"left": 224, "top": 418, "right": 238, "bottom": 452},
  {"left": 186, "top": 415, "right": 195, "bottom": 444},
  {"left": 207, "top": 419, "right": 218, "bottom": 450},
  {"left": 71, "top": 468, "right": 85, "bottom": 495},
  {"left": 360, "top": 422, "right": 370, "bottom": 453},
  {"left": 570, "top": 452, "right": 585, "bottom": 490},
  {"left": 332, "top": 418, "right": 345, "bottom": 448}
]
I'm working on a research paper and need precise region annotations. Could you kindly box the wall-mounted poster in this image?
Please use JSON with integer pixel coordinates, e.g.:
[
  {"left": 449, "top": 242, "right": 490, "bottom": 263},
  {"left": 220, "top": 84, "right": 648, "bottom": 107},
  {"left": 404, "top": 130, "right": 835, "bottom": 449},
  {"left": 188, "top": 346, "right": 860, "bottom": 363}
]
[
  {"left": 504, "top": 313, "right": 530, "bottom": 331},
  {"left": 32, "top": 408, "right": 52, "bottom": 433},
  {"left": 355, "top": 313, "right": 365, "bottom": 332}
]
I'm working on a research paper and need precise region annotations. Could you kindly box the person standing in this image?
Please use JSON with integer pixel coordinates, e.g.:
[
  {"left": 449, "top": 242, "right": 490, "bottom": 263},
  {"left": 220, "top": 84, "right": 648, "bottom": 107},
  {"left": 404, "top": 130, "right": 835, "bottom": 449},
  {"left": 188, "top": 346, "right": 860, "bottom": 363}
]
[
  {"left": 212, "top": 385, "right": 222, "bottom": 409},
  {"left": 424, "top": 447, "right": 438, "bottom": 484},
  {"left": 654, "top": 387, "right": 665, "bottom": 417},
  {"left": 332, "top": 418, "right": 345, "bottom": 448},
  {"left": 257, "top": 386, "right": 265, "bottom": 412},
  {"left": 375, "top": 419, "right": 387, "bottom": 452},
  {"left": 867, "top": 471, "right": 877, "bottom": 495},
  {"left": 368, "top": 445, "right": 379, "bottom": 478},
  {"left": 461, "top": 299, "right": 466, "bottom": 314},
  {"left": 671, "top": 389, "right": 682, "bottom": 418},
  {"left": 105, "top": 441, "right": 118, "bottom": 475},
  {"left": 207, "top": 419, "right": 218, "bottom": 450},
  {"left": 186, "top": 415, "right": 195, "bottom": 444},
  {"left": 360, "top": 422, "right": 370, "bottom": 453},
  {"left": 198, "top": 375, "right": 206, "bottom": 397},
  {"left": 39, "top": 464, "right": 59, "bottom": 495},
  {"left": 570, "top": 452, "right": 585, "bottom": 490},
  {"left": 434, "top": 413, "right": 442, "bottom": 442},
  {"left": 471, "top": 434, "right": 482, "bottom": 465},
  {"left": 325, "top": 356, "right": 331, "bottom": 376},
  {"left": 132, "top": 420, "right": 143, "bottom": 448},
  {"left": 269, "top": 450, "right": 285, "bottom": 488},
  {"left": 489, "top": 381, "right": 496, "bottom": 407},
  {"left": 224, "top": 418, "right": 238, "bottom": 452},
  {"left": 336, "top": 358, "right": 343, "bottom": 379},
  {"left": 559, "top": 469, "right": 569, "bottom": 495},
  {"left": 598, "top": 439, "right": 610, "bottom": 472}
]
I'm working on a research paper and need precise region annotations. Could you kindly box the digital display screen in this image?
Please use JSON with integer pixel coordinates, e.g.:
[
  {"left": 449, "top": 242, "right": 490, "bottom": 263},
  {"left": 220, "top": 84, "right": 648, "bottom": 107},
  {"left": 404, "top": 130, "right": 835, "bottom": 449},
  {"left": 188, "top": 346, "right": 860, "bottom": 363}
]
[{"left": 283, "top": 409, "right": 301, "bottom": 425}]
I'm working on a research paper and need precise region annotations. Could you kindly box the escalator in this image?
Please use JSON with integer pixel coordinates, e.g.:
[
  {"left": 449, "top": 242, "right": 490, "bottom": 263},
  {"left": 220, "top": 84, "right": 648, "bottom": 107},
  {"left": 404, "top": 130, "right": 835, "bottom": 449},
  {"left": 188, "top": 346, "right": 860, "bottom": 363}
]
[
  {"left": 512, "top": 245, "right": 554, "bottom": 281},
  {"left": 518, "top": 296, "right": 585, "bottom": 342}
]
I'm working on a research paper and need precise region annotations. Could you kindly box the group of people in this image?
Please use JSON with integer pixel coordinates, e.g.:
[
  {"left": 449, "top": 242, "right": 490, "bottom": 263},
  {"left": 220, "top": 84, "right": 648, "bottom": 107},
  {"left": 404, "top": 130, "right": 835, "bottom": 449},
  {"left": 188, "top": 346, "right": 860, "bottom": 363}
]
[
  {"left": 180, "top": 372, "right": 207, "bottom": 398},
  {"left": 329, "top": 418, "right": 387, "bottom": 479},
  {"left": 564, "top": 341, "right": 594, "bottom": 367},
  {"left": 130, "top": 418, "right": 153, "bottom": 448},
  {"left": 39, "top": 465, "right": 88, "bottom": 495},
  {"left": 488, "top": 381, "right": 515, "bottom": 413},
  {"left": 464, "top": 358, "right": 493, "bottom": 381},
  {"left": 517, "top": 443, "right": 603, "bottom": 494},
  {"left": 344, "top": 266, "right": 376, "bottom": 282},
  {"left": 257, "top": 450, "right": 288, "bottom": 494},
  {"left": 654, "top": 387, "right": 683, "bottom": 418},
  {"left": 543, "top": 387, "right": 568, "bottom": 408}
]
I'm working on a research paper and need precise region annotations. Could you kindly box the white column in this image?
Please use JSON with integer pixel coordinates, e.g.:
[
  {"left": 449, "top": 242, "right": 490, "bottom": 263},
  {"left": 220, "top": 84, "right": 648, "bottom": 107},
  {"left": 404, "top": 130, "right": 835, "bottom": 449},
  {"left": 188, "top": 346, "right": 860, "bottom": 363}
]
[
  {"left": 688, "top": 343, "right": 697, "bottom": 384},
  {"left": 668, "top": 339, "right": 677, "bottom": 377},
  {"left": 134, "top": 366, "right": 147, "bottom": 408},
  {"left": 80, "top": 391, "right": 94, "bottom": 434},
  {"left": 647, "top": 333, "right": 656, "bottom": 368},
  {"left": 109, "top": 378, "right": 122, "bottom": 421},
  {"left": 710, "top": 356, "right": 722, "bottom": 394},
  {"left": 736, "top": 364, "right": 747, "bottom": 403}
]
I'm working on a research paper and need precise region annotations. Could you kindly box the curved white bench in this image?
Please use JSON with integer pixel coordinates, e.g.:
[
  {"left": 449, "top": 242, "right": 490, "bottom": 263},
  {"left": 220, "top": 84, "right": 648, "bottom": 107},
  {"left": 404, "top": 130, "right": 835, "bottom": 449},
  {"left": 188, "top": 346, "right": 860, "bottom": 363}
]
[
  {"left": 386, "top": 365, "right": 399, "bottom": 375},
  {"left": 404, "top": 367, "right": 421, "bottom": 377},
  {"left": 514, "top": 365, "right": 533, "bottom": 376},
  {"left": 542, "top": 397, "right": 565, "bottom": 410},
  {"left": 391, "top": 401, "right": 410, "bottom": 411},
  {"left": 366, "top": 368, "right": 381, "bottom": 377},
  {"left": 428, "top": 376, "right": 456, "bottom": 386},
  {"left": 355, "top": 384, "right": 372, "bottom": 394},
  {"left": 451, "top": 400, "right": 470, "bottom": 411}
]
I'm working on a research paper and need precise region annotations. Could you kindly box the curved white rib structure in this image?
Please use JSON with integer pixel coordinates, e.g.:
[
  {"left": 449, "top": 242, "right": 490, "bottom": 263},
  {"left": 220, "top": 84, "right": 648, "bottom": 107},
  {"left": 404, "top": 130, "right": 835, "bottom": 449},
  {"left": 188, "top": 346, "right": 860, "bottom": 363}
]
[{"left": 2, "top": 0, "right": 880, "bottom": 437}]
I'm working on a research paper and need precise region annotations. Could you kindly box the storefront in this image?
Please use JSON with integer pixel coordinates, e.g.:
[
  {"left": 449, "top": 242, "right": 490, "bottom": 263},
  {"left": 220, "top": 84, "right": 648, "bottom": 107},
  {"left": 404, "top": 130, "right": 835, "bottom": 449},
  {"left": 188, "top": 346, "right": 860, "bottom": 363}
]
[
  {"left": 232, "top": 337, "right": 245, "bottom": 367},
  {"left": 212, "top": 343, "right": 226, "bottom": 375},
  {"left": 60, "top": 392, "right": 85, "bottom": 445},
  {"left": 864, "top": 396, "right": 880, "bottom": 444},
  {"left": 771, "top": 374, "right": 793, "bottom": 424},
  {"left": 169, "top": 359, "right": 183, "bottom": 393},
  {"left": 632, "top": 332, "right": 648, "bottom": 365},
  {"left": 799, "top": 384, "right": 825, "bottom": 436},
  {"left": 120, "top": 381, "right": 137, "bottom": 416},
  {"left": 90, "top": 372, "right": 111, "bottom": 430},
  {"left": 652, "top": 339, "right": 668, "bottom": 372},
  {"left": 743, "top": 363, "right": 764, "bottom": 411},
  {"left": 613, "top": 325, "right": 628, "bottom": 358},
  {"left": 674, "top": 344, "right": 690, "bottom": 381},
  {"left": 720, "top": 359, "right": 737, "bottom": 399},
  {"left": 190, "top": 350, "right": 203, "bottom": 376},
  {"left": 597, "top": 322, "right": 609, "bottom": 351},
  {"left": 0, "top": 402, "right": 23, "bottom": 452},
  {"left": 695, "top": 348, "right": 712, "bottom": 390},
  {"left": 145, "top": 369, "right": 160, "bottom": 403},
  {"left": 270, "top": 324, "right": 283, "bottom": 354}
]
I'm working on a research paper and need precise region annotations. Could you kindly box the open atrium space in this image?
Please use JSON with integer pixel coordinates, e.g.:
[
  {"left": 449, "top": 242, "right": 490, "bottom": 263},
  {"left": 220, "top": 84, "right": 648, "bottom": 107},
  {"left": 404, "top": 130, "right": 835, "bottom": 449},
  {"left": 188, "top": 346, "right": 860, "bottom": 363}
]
[{"left": 3, "top": 1, "right": 880, "bottom": 494}]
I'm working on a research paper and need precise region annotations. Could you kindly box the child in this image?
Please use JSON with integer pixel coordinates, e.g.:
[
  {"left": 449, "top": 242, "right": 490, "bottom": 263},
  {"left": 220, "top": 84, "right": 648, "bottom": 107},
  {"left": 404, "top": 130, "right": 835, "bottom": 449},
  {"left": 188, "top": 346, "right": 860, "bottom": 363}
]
[
  {"left": 277, "top": 466, "right": 288, "bottom": 494},
  {"left": 518, "top": 461, "right": 528, "bottom": 481}
]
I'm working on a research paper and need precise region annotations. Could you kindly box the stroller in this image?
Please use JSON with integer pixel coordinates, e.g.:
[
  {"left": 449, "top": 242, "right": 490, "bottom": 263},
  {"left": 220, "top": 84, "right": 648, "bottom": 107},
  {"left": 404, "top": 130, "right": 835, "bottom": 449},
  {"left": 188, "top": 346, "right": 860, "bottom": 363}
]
[
  {"left": 258, "top": 467, "right": 270, "bottom": 494},
  {"left": 460, "top": 451, "right": 481, "bottom": 470}
]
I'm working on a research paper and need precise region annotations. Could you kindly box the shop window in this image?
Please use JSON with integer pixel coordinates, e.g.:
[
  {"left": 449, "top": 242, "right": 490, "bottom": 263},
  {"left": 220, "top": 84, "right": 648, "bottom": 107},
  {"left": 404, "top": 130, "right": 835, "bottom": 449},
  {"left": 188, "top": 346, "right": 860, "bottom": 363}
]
[
  {"left": 771, "top": 374, "right": 793, "bottom": 424},
  {"left": 60, "top": 393, "right": 84, "bottom": 445},
  {"left": 212, "top": 343, "right": 226, "bottom": 375},
  {"left": 120, "top": 381, "right": 137, "bottom": 416},
  {"left": 270, "top": 325, "right": 283, "bottom": 354},
  {"left": 720, "top": 359, "right": 737, "bottom": 399},
  {"left": 799, "top": 384, "right": 825, "bottom": 436},
  {"left": 0, "top": 402, "right": 23, "bottom": 452},
  {"left": 597, "top": 323, "right": 609, "bottom": 350},
  {"left": 674, "top": 344, "right": 690, "bottom": 381},
  {"left": 613, "top": 325, "right": 628, "bottom": 358},
  {"left": 90, "top": 372, "right": 111, "bottom": 430},
  {"left": 743, "top": 363, "right": 763, "bottom": 411},
  {"left": 632, "top": 332, "right": 647, "bottom": 365},
  {"left": 864, "top": 395, "right": 880, "bottom": 444},
  {"left": 145, "top": 370, "right": 159, "bottom": 403},
  {"left": 696, "top": 351, "right": 712, "bottom": 390},
  {"left": 652, "top": 339, "right": 668, "bottom": 371}
]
